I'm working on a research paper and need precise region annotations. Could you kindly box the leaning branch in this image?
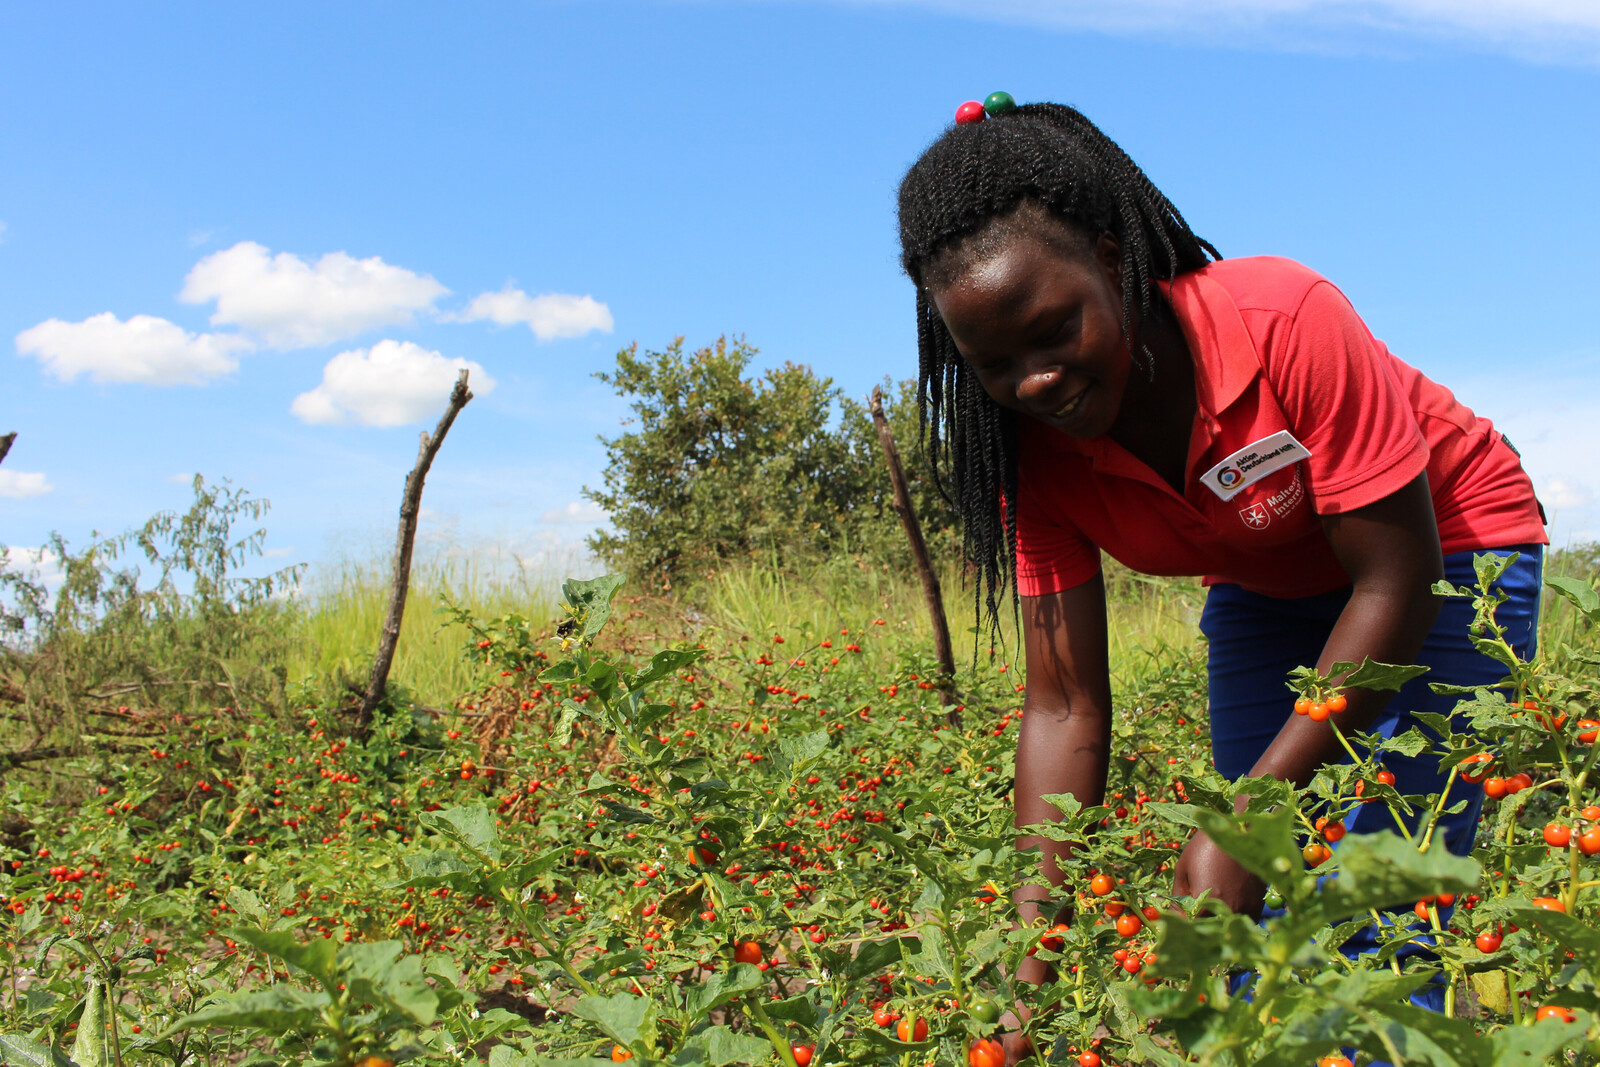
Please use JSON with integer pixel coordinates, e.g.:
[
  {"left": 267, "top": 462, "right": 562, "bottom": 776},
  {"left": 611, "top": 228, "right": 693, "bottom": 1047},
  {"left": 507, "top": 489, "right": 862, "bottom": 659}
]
[
  {"left": 869, "top": 386, "right": 959, "bottom": 722},
  {"left": 0, "top": 432, "right": 15, "bottom": 468},
  {"left": 357, "top": 370, "right": 474, "bottom": 731}
]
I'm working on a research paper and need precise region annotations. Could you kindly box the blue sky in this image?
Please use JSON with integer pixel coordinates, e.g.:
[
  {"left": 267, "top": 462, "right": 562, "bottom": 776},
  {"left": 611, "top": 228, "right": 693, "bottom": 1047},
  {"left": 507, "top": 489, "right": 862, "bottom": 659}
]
[{"left": 4, "top": 1, "right": 1599, "bottom": 590}]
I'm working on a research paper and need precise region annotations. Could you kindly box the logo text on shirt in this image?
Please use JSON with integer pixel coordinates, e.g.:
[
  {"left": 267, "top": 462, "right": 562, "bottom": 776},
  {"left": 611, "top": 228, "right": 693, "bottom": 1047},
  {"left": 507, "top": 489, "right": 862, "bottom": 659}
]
[{"left": 1200, "top": 430, "right": 1312, "bottom": 502}]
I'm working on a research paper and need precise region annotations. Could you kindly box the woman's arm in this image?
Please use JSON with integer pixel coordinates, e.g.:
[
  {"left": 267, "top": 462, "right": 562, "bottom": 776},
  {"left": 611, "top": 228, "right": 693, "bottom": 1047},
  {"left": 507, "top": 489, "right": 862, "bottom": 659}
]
[
  {"left": 1173, "top": 472, "right": 1445, "bottom": 914},
  {"left": 1012, "top": 573, "right": 1115, "bottom": 984}
]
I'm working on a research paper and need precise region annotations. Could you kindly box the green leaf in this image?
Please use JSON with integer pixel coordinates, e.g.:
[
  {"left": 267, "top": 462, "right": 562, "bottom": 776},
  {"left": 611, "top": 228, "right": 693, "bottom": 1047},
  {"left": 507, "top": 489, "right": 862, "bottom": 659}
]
[
  {"left": 1506, "top": 907, "right": 1600, "bottom": 972},
  {"left": 1191, "top": 805, "right": 1302, "bottom": 892},
  {"left": 572, "top": 992, "right": 655, "bottom": 1045},
  {"left": 69, "top": 981, "right": 109, "bottom": 1067},
  {"left": 422, "top": 803, "right": 502, "bottom": 863},
  {"left": 849, "top": 935, "right": 921, "bottom": 979},
  {"left": 703, "top": 1025, "right": 776, "bottom": 1066},
  {"left": 1319, "top": 833, "right": 1479, "bottom": 917},
  {"left": 626, "top": 648, "right": 704, "bottom": 691},
  {"left": 1384, "top": 727, "right": 1431, "bottom": 758},
  {"left": 399, "top": 849, "right": 474, "bottom": 886},
  {"left": 168, "top": 985, "right": 332, "bottom": 1034},
  {"left": 224, "top": 887, "right": 267, "bottom": 924},
  {"left": 1360, "top": 1002, "right": 1490, "bottom": 1067},
  {"left": 761, "top": 995, "right": 817, "bottom": 1026},
  {"left": 554, "top": 699, "right": 590, "bottom": 747},
  {"left": 1489, "top": 1014, "right": 1590, "bottom": 1065},
  {"left": 777, "top": 730, "right": 829, "bottom": 770},
  {"left": 343, "top": 943, "right": 440, "bottom": 1026},
  {"left": 1547, "top": 575, "right": 1600, "bottom": 619},
  {"left": 0, "top": 1033, "right": 75, "bottom": 1067},
  {"left": 1342, "top": 658, "right": 1430, "bottom": 692},
  {"left": 225, "top": 928, "right": 339, "bottom": 985},
  {"left": 563, "top": 573, "right": 626, "bottom": 642},
  {"left": 683, "top": 964, "right": 765, "bottom": 1016}
]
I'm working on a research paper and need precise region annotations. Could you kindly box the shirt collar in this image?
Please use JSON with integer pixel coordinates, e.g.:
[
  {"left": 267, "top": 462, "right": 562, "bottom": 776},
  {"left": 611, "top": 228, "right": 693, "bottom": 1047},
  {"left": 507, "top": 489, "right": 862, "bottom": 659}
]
[{"left": 1164, "top": 269, "right": 1259, "bottom": 417}]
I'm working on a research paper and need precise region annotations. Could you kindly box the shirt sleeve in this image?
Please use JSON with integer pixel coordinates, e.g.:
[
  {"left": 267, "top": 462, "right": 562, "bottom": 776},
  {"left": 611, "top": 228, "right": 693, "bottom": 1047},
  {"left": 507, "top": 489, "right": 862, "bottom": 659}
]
[
  {"left": 1012, "top": 450, "right": 1101, "bottom": 597},
  {"left": 1263, "top": 280, "right": 1429, "bottom": 515}
]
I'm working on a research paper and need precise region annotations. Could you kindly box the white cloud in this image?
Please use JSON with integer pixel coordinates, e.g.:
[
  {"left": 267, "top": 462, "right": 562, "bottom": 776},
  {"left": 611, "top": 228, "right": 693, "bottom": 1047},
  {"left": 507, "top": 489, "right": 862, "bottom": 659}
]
[
  {"left": 167, "top": 472, "right": 195, "bottom": 483},
  {"left": 843, "top": 0, "right": 1600, "bottom": 61},
  {"left": 181, "top": 241, "right": 449, "bottom": 349},
  {"left": 542, "top": 500, "right": 607, "bottom": 524},
  {"left": 291, "top": 340, "right": 496, "bottom": 428},
  {"left": 1542, "top": 478, "right": 1592, "bottom": 511},
  {"left": 452, "top": 287, "right": 613, "bottom": 341},
  {"left": 0, "top": 471, "right": 53, "bottom": 499},
  {"left": 15, "top": 312, "right": 252, "bottom": 385}
]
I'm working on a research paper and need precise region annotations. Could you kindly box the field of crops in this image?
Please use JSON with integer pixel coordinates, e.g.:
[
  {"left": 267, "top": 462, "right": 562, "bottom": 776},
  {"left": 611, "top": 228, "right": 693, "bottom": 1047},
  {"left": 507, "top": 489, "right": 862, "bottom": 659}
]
[{"left": 2, "top": 548, "right": 1599, "bottom": 1066}]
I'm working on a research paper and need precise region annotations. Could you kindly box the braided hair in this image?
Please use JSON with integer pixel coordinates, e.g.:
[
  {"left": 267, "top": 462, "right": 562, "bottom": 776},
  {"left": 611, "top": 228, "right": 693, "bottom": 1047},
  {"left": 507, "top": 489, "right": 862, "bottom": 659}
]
[{"left": 897, "top": 102, "right": 1218, "bottom": 640}]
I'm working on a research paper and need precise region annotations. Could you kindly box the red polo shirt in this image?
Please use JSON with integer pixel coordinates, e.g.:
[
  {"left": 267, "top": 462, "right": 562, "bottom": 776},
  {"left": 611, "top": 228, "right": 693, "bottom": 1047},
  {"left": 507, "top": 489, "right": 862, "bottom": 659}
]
[{"left": 1014, "top": 257, "right": 1547, "bottom": 599}]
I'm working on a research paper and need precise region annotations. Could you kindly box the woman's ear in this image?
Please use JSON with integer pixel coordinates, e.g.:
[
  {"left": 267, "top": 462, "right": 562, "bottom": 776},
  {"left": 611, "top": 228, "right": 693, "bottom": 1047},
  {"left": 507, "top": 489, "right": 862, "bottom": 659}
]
[{"left": 1095, "top": 231, "right": 1123, "bottom": 296}]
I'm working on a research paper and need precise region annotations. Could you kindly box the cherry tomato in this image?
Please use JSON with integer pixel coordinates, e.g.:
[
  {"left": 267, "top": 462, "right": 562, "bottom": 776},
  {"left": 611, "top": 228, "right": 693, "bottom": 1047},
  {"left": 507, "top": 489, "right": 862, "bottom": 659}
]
[
  {"left": 1318, "top": 1056, "right": 1354, "bottom": 1067},
  {"left": 1459, "top": 754, "right": 1492, "bottom": 784},
  {"left": 1482, "top": 777, "right": 1508, "bottom": 799},
  {"left": 791, "top": 1043, "right": 815, "bottom": 1066},
  {"left": 969, "top": 1038, "right": 1006, "bottom": 1067},
  {"left": 1508, "top": 772, "right": 1533, "bottom": 793},
  {"left": 1038, "top": 922, "right": 1069, "bottom": 951},
  {"left": 1325, "top": 692, "right": 1348, "bottom": 714},
  {"left": 1535, "top": 1004, "right": 1576, "bottom": 1024},
  {"left": 1316, "top": 817, "right": 1346, "bottom": 843},
  {"left": 1376, "top": 768, "right": 1397, "bottom": 787},
  {"left": 733, "top": 941, "right": 763, "bottom": 965},
  {"left": 873, "top": 1007, "right": 899, "bottom": 1028},
  {"left": 1103, "top": 899, "right": 1125, "bottom": 917},
  {"left": 968, "top": 997, "right": 1001, "bottom": 1024},
  {"left": 611, "top": 1047, "right": 633, "bottom": 1062},
  {"left": 897, "top": 1016, "right": 928, "bottom": 1042},
  {"left": 1090, "top": 873, "right": 1114, "bottom": 896},
  {"left": 1578, "top": 827, "right": 1600, "bottom": 856},
  {"left": 1293, "top": 697, "right": 1312, "bottom": 716},
  {"left": 1308, "top": 702, "right": 1331, "bottom": 722},
  {"left": 1531, "top": 896, "right": 1566, "bottom": 912},
  {"left": 1303, "top": 842, "right": 1330, "bottom": 866},
  {"left": 1544, "top": 823, "right": 1572, "bottom": 848},
  {"left": 1414, "top": 899, "right": 1433, "bottom": 921},
  {"left": 1475, "top": 928, "right": 1503, "bottom": 953},
  {"left": 1079, "top": 1053, "right": 1103, "bottom": 1067},
  {"left": 1582, "top": 805, "right": 1600, "bottom": 821},
  {"left": 1116, "top": 912, "right": 1143, "bottom": 938},
  {"left": 1576, "top": 719, "right": 1599, "bottom": 744}
]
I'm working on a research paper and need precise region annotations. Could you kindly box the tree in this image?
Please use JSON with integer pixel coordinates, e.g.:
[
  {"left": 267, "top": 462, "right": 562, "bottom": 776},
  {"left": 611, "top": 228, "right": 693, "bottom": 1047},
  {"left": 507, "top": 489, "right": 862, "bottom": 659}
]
[{"left": 584, "top": 336, "right": 957, "bottom": 592}]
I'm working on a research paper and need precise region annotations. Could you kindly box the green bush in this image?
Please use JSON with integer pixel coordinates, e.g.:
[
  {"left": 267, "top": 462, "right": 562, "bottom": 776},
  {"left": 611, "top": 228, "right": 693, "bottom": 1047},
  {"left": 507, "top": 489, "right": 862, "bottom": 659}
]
[{"left": 583, "top": 336, "right": 959, "bottom": 593}]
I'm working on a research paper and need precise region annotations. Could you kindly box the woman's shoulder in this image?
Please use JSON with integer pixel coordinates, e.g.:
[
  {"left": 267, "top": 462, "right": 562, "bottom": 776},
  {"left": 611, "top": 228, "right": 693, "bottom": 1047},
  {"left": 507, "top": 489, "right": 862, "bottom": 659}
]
[{"left": 1184, "top": 255, "right": 1337, "bottom": 318}]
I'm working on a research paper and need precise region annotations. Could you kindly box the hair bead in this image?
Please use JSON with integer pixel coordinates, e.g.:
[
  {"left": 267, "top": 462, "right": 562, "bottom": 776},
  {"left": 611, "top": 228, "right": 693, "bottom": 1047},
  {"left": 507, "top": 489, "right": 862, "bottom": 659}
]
[
  {"left": 983, "top": 91, "right": 1016, "bottom": 115},
  {"left": 954, "top": 100, "right": 987, "bottom": 125}
]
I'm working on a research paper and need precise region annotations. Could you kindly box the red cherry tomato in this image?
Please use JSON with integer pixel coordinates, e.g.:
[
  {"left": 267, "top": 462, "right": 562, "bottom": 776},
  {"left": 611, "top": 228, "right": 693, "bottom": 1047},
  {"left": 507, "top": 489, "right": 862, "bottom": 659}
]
[
  {"left": 1531, "top": 896, "right": 1566, "bottom": 912},
  {"left": 1535, "top": 1004, "right": 1576, "bottom": 1024},
  {"left": 1544, "top": 823, "right": 1572, "bottom": 848},
  {"left": 1079, "top": 1053, "right": 1103, "bottom": 1067},
  {"left": 1459, "top": 754, "right": 1492, "bottom": 784},
  {"left": 873, "top": 1007, "right": 899, "bottom": 1028},
  {"left": 1116, "top": 912, "right": 1143, "bottom": 938},
  {"left": 1376, "top": 768, "right": 1397, "bottom": 787},
  {"left": 791, "top": 1043, "right": 815, "bottom": 1066},
  {"left": 733, "top": 941, "right": 763, "bottom": 965},
  {"left": 1475, "top": 928, "right": 1503, "bottom": 953},
  {"left": 1576, "top": 719, "right": 1599, "bottom": 743},
  {"left": 1482, "top": 777, "right": 1508, "bottom": 799},
  {"left": 1578, "top": 828, "right": 1600, "bottom": 856}
]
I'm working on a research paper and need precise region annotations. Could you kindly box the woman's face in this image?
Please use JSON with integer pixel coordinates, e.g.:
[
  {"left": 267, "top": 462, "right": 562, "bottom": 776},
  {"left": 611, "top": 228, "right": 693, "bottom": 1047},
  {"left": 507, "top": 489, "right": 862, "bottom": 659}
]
[{"left": 929, "top": 226, "right": 1131, "bottom": 440}]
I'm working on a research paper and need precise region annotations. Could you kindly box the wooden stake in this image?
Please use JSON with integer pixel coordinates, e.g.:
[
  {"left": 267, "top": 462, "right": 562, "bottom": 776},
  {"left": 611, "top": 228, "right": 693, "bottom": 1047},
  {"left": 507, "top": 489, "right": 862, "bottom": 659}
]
[
  {"left": 869, "top": 386, "right": 959, "bottom": 719},
  {"left": 358, "top": 370, "right": 474, "bottom": 731}
]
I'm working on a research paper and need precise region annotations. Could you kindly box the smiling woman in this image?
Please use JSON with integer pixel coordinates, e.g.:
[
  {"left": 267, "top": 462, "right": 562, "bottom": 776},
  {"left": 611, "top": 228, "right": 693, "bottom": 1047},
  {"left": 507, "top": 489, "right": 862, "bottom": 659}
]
[{"left": 896, "top": 98, "right": 1549, "bottom": 1061}]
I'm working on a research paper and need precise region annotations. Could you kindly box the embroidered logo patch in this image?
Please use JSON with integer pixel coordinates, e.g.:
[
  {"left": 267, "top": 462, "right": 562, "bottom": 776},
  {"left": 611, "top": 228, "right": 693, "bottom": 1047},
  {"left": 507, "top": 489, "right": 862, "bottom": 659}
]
[
  {"left": 1239, "top": 502, "right": 1271, "bottom": 529},
  {"left": 1200, "top": 430, "right": 1312, "bottom": 502}
]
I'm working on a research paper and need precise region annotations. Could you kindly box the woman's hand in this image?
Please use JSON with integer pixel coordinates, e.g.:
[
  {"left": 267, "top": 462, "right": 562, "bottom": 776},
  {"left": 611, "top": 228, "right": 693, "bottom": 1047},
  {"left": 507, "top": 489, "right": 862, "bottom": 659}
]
[{"left": 1171, "top": 831, "right": 1264, "bottom": 919}]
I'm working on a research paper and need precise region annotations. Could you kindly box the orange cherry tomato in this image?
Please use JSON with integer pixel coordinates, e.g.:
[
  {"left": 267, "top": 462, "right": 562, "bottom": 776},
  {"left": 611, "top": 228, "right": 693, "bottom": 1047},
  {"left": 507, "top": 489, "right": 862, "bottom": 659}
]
[
  {"left": 968, "top": 1038, "right": 1006, "bottom": 1067},
  {"left": 611, "top": 1047, "right": 634, "bottom": 1062},
  {"left": 896, "top": 1016, "right": 928, "bottom": 1043},
  {"left": 1326, "top": 692, "right": 1348, "bottom": 714},
  {"left": 1582, "top": 805, "right": 1600, "bottom": 821},
  {"left": 1544, "top": 823, "right": 1572, "bottom": 848},
  {"left": 1531, "top": 896, "right": 1566, "bottom": 912},
  {"left": 1535, "top": 1004, "right": 1576, "bottom": 1024},
  {"left": 1294, "top": 697, "right": 1312, "bottom": 716},
  {"left": 1116, "top": 912, "right": 1143, "bottom": 938},
  {"left": 1482, "top": 777, "right": 1508, "bottom": 799},
  {"left": 1459, "top": 754, "right": 1492, "bottom": 784},
  {"left": 1308, "top": 702, "right": 1331, "bottom": 722},
  {"left": 1576, "top": 719, "right": 1599, "bottom": 743},
  {"left": 1089, "top": 873, "right": 1114, "bottom": 896},
  {"left": 1578, "top": 827, "right": 1600, "bottom": 856},
  {"left": 733, "top": 941, "right": 764, "bottom": 965}
]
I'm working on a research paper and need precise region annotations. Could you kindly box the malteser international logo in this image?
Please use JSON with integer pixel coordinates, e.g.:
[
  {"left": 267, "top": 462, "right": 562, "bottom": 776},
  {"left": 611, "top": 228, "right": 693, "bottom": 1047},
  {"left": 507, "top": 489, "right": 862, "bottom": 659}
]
[
  {"left": 1216, "top": 466, "right": 1244, "bottom": 491},
  {"left": 1239, "top": 502, "right": 1272, "bottom": 529}
]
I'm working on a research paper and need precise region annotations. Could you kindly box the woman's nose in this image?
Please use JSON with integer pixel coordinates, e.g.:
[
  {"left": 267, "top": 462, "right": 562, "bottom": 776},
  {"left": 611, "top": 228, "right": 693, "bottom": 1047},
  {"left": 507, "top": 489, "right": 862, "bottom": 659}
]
[{"left": 1016, "top": 364, "right": 1060, "bottom": 405}]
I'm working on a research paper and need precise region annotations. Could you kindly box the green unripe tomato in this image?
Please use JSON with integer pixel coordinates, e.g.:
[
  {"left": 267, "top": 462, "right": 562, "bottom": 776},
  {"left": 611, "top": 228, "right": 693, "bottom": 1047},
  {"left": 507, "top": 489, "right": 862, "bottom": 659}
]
[
  {"left": 967, "top": 997, "right": 1001, "bottom": 1024},
  {"left": 1263, "top": 886, "right": 1285, "bottom": 910}
]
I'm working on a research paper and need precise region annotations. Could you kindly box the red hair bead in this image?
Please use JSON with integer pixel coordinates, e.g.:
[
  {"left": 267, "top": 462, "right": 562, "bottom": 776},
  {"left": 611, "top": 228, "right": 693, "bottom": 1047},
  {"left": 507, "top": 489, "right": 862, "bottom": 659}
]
[{"left": 954, "top": 100, "right": 986, "bottom": 125}]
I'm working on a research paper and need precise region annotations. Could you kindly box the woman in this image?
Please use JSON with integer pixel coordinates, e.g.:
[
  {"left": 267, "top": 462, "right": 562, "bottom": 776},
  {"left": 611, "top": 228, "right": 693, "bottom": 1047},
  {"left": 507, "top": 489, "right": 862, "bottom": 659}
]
[{"left": 895, "top": 97, "right": 1546, "bottom": 1013}]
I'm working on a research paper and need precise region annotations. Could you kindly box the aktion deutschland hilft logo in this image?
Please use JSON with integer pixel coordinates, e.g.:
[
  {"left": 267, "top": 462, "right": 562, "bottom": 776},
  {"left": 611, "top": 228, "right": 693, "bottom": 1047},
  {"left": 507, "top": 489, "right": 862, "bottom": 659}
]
[{"left": 1217, "top": 466, "right": 1244, "bottom": 490}]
